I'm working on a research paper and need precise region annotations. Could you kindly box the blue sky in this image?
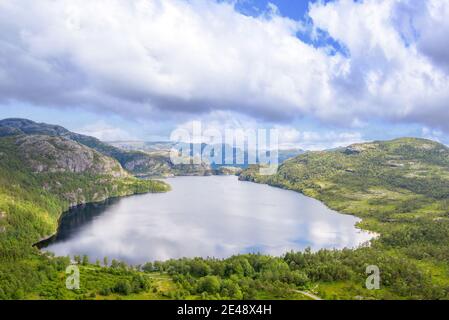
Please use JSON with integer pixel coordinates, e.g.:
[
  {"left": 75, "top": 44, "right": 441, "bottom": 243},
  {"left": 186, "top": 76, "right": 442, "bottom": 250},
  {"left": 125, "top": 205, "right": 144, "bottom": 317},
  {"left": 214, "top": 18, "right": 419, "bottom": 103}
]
[
  {"left": 1, "top": 0, "right": 449, "bottom": 149},
  {"left": 235, "top": 0, "right": 311, "bottom": 20}
]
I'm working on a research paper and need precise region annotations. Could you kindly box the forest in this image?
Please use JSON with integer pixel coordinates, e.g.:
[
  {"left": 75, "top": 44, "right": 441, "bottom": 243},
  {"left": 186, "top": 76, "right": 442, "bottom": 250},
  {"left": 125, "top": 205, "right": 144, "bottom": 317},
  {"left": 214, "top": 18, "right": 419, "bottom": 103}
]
[{"left": 2, "top": 136, "right": 449, "bottom": 300}]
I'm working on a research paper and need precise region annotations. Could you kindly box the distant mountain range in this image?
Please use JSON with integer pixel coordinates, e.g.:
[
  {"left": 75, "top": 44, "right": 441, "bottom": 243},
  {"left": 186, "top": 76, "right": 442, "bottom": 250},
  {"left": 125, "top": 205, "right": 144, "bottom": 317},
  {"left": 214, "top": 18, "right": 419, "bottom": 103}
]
[
  {"left": 2, "top": 117, "right": 449, "bottom": 300},
  {"left": 0, "top": 119, "right": 211, "bottom": 177},
  {"left": 108, "top": 140, "right": 305, "bottom": 170},
  {"left": 0, "top": 118, "right": 304, "bottom": 177}
]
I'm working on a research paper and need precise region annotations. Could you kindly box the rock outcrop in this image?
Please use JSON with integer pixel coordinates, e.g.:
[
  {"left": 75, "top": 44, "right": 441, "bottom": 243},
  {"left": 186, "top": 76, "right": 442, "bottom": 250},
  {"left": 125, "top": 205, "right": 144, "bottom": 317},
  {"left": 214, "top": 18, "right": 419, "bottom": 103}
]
[
  {"left": 15, "top": 135, "right": 127, "bottom": 177},
  {"left": 0, "top": 118, "right": 213, "bottom": 177}
]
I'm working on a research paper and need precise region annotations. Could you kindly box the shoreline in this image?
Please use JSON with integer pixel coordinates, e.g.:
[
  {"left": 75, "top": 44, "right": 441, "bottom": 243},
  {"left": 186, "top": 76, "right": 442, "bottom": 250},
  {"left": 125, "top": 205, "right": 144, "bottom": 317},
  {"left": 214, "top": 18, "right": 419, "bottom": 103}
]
[
  {"left": 37, "top": 175, "right": 377, "bottom": 264},
  {"left": 238, "top": 175, "right": 381, "bottom": 248},
  {"left": 33, "top": 182, "right": 171, "bottom": 250}
]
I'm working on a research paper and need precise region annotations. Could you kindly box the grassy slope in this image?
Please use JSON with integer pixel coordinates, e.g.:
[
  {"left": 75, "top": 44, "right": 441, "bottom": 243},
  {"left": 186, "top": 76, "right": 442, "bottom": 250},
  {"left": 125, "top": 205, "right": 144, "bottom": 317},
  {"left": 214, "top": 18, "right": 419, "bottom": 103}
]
[
  {"left": 0, "top": 136, "right": 171, "bottom": 299},
  {"left": 0, "top": 133, "right": 305, "bottom": 301},
  {"left": 3, "top": 136, "right": 449, "bottom": 300},
  {"left": 239, "top": 138, "right": 449, "bottom": 299}
]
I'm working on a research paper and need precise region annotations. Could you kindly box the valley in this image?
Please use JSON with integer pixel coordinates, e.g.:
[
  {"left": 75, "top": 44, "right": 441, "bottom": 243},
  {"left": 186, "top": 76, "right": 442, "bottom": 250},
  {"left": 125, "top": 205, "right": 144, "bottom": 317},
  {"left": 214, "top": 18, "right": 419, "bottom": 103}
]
[{"left": 1, "top": 119, "right": 449, "bottom": 300}]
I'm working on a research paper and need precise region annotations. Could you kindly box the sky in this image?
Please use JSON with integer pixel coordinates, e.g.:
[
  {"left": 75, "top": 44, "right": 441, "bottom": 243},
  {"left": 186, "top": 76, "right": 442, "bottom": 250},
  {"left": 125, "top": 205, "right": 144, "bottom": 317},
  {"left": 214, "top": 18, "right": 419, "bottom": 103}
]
[{"left": 1, "top": 0, "right": 449, "bottom": 150}]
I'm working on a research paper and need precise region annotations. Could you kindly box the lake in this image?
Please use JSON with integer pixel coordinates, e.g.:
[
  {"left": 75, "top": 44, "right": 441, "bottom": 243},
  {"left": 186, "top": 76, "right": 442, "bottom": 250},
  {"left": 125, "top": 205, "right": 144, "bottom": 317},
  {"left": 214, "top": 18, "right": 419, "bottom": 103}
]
[{"left": 41, "top": 176, "right": 373, "bottom": 264}]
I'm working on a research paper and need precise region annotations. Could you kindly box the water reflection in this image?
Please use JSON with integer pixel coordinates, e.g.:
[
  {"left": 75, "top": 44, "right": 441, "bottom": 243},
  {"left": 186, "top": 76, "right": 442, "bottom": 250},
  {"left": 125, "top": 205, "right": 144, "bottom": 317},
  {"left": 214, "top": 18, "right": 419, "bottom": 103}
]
[{"left": 42, "top": 176, "right": 373, "bottom": 264}]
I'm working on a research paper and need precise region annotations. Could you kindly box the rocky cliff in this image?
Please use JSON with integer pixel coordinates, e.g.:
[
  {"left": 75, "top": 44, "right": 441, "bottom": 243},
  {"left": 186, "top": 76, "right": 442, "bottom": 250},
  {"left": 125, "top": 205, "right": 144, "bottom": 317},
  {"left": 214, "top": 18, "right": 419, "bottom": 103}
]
[
  {"left": 15, "top": 135, "right": 127, "bottom": 177},
  {"left": 0, "top": 118, "right": 213, "bottom": 177}
]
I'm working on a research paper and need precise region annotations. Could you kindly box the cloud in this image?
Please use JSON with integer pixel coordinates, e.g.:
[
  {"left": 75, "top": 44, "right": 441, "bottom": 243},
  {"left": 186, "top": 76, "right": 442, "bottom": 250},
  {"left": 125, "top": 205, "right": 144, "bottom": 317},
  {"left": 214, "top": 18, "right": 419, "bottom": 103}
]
[
  {"left": 308, "top": 0, "right": 449, "bottom": 128},
  {"left": 170, "top": 111, "right": 261, "bottom": 144},
  {"left": 75, "top": 121, "right": 136, "bottom": 141},
  {"left": 274, "top": 126, "right": 364, "bottom": 150},
  {"left": 411, "top": 1, "right": 449, "bottom": 73},
  {"left": 421, "top": 126, "right": 443, "bottom": 142},
  {"left": 0, "top": 0, "right": 333, "bottom": 121},
  {"left": 0, "top": 0, "right": 448, "bottom": 132},
  {"left": 171, "top": 114, "right": 363, "bottom": 150}
]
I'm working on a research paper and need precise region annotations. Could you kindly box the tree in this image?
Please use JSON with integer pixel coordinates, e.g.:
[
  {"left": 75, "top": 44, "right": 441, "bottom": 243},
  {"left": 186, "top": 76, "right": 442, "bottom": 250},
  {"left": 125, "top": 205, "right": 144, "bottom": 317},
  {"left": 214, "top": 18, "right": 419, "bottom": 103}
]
[
  {"left": 142, "top": 262, "right": 154, "bottom": 273},
  {"left": 190, "top": 260, "right": 211, "bottom": 277},
  {"left": 153, "top": 261, "right": 163, "bottom": 272},
  {"left": 131, "top": 275, "right": 150, "bottom": 293},
  {"left": 113, "top": 280, "right": 132, "bottom": 295},
  {"left": 197, "top": 276, "right": 221, "bottom": 294},
  {"left": 221, "top": 279, "right": 243, "bottom": 299},
  {"left": 111, "top": 259, "right": 119, "bottom": 268},
  {"left": 103, "top": 257, "right": 109, "bottom": 267}
]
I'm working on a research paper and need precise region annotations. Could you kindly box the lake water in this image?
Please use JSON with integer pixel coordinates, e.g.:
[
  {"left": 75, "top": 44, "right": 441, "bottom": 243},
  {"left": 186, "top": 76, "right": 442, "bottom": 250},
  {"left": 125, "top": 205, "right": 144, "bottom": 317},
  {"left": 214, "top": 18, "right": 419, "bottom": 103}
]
[{"left": 41, "top": 176, "right": 373, "bottom": 264}]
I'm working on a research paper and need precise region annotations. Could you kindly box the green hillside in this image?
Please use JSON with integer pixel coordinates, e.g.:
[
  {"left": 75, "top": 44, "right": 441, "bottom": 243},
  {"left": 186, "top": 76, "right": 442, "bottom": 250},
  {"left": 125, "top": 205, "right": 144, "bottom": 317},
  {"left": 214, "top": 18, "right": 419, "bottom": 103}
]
[
  {"left": 0, "top": 134, "right": 170, "bottom": 299},
  {"left": 240, "top": 138, "right": 449, "bottom": 219},
  {"left": 239, "top": 138, "right": 449, "bottom": 299},
  {"left": 2, "top": 134, "right": 449, "bottom": 300}
]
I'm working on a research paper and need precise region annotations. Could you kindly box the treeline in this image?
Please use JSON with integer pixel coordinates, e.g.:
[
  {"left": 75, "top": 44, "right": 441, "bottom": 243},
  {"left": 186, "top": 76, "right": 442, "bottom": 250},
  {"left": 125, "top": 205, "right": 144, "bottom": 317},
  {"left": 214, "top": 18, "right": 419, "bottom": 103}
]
[
  {"left": 139, "top": 243, "right": 449, "bottom": 300},
  {"left": 0, "top": 255, "right": 71, "bottom": 299},
  {"left": 142, "top": 255, "right": 306, "bottom": 299}
]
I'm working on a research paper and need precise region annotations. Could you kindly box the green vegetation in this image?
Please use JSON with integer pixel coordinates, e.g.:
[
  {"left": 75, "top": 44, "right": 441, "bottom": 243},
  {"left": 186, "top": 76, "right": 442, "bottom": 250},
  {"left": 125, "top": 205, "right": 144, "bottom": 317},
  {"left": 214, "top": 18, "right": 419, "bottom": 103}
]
[
  {"left": 2, "top": 133, "right": 449, "bottom": 300},
  {"left": 239, "top": 138, "right": 449, "bottom": 299},
  {"left": 0, "top": 135, "right": 170, "bottom": 299},
  {"left": 142, "top": 255, "right": 313, "bottom": 300}
]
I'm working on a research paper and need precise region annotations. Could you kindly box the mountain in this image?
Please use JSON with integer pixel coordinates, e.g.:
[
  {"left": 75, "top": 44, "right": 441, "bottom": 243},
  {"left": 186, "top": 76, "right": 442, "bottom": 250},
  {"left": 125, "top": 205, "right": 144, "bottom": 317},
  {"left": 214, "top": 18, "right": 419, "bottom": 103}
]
[
  {"left": 0, "top": 118, "right": 144, "bottom": 163},
  {"left": 239, "top": 137, "right": 449, "bottom": 299},
  {"left": 112, "top": 148, "right": 213, "bottom": 177},
  {"left": 0, "top": 131, "right": 169, "bottom": 256},
  {"left": 0, "top": 119, "right": 212, "bottom": 177},
  {"left": 15, "top": 134, "right": 127, "bottom": 177},
  {"left": 2, "top": 133, "right": 449, "bottom": 299},
  {"left": 109, "top": 140, "right": 304, "bottom": 170},
  {"left": 278, "top": 148, "right": 305, "bottom": 163},
  {"left": 0, "top": 132, "right": 169, "bottom": 218},
  {"left": 0, "top": 128, "right": 170, "bottom": 299},
  {"left": 240, "top": 137, "right": 449, "bottom": 202},
  {"left": 108, "top": 140, "right": 177, "bottom": 152}
]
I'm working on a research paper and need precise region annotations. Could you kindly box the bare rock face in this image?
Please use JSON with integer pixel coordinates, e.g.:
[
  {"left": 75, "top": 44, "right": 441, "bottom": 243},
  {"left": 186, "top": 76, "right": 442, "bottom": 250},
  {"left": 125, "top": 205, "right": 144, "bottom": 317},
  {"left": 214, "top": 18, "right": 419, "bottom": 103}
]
[
  {"left": 0, "top": 119, "right": 215, "bottom": 177},
  {"left": 215, "top": 166, "right": 243, "bottom": 175},
  {"left": 343, "top": 143, "right": 376, "bottom": 155},
  {"left": 15, "top": 135, "right": 128, "bottom": 177},
  {"left": 123, "top": 153, "right": 169, "bottom": 173},
  {"left": 122, "top": 150, "right": 214, "bottom": 177}
]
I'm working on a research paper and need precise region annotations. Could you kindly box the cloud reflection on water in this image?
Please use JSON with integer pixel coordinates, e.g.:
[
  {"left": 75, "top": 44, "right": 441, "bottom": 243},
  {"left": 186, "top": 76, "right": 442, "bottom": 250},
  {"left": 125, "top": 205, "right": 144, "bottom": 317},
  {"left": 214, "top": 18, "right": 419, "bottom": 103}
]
[{"left": 45, "top": 176, "right": 373, "bottom": 264}]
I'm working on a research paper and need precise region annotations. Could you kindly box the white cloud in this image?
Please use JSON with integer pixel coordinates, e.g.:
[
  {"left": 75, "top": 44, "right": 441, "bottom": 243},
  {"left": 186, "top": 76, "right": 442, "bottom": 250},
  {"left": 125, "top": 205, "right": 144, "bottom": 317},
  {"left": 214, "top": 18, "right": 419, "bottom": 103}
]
[
  {"left": 0, "top": 0, "right": 448, "bottom": 132},
  {"left": 308, "top": 0, "right": 449, "bottom": 127},
  {"left": 421, "top": 126, "right": 443, "bottom": 142},
  {"left": 0, "top": 0, "right": 335, "bottom": 121},
  {"left": 171, "top": 117, "right": 363, "bottom": 150},
  {"left": 275, "top": 126, "right": 364, "bottom": 150},
  {"left": 76, "top": 121, "right": 136, "bottom": 141}
]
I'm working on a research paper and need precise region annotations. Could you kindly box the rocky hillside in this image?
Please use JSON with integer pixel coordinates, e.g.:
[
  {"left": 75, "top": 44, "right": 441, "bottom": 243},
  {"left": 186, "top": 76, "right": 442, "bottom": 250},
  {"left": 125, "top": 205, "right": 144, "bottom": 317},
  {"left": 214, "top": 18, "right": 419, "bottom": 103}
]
[
  {"left": 0, "top": 118, "right": 141, "bottom": 165},
  {"left": 0, "top": 128, "right": 170, "bottom": 299},
  {"left": 119, "top": 149, "right": 213, "bottom": 177},
  {"left": 0, "top": 133, "right": 169, "bottom": 257},
  {"left": 110, "top": 140, "right": 304, "bottom": 174},
  {"left": 15, "top": 135, "right": 127, "bottom": 177},
  {"left": 0, "top": 118, "right": 212, "bottom": 177}
]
